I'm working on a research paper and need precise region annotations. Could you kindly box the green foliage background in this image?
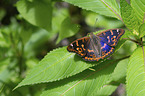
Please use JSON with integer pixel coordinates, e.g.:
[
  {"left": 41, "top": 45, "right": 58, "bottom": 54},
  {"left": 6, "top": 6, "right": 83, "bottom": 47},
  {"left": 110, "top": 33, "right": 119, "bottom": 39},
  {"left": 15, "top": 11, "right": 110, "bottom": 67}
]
[{"left": 0, "top": 0, "right": 145, "bottom": 96}]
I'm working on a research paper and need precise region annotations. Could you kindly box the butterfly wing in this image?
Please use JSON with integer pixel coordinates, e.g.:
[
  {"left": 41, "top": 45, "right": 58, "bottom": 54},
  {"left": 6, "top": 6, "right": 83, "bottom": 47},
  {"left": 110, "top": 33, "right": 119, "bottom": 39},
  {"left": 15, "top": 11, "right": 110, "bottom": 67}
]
[
  {"left": 97, "top": 29, "right": 125, "bottom": 46},
  {"left": 82, "top": 32, "right": 115, "bottom": 61},
  {"left": 67, "top": 37, "right": 90, "bottom": 57},
  {"left": 99, "top": 39, "right": 115, "bottom": 59},
  {"left": 67, "top": 29, "right": 125, "bottom": 61}
]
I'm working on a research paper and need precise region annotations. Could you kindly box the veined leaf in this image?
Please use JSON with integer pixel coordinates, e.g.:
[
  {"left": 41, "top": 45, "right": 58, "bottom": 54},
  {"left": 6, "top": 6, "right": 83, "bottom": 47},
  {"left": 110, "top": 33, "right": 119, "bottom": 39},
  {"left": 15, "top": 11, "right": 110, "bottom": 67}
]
[
  {"left": 52, "top": 8, "right": 69, "bottom": 34},
  {"left": 63, "top": 0, "right": 121, "bottom": 20},
  {"left": 96, "top": 85, "right": 118, "bottom": 96},
  {"left": 131, "top": 0, "right": 145, "bottom": 24},
  {"left": 41, "top": 60, "right": 119, "bottom": 96},
  {"left": 111, "top": 58, "right": 128, "bottom": 83},
  {"left": 120, "top": 0, "right": 139, "bottom": 32},
  {"left": 56, "top": 17, "right": 80, "bottom": 44},
  {"left": 24, "top": 29, "right": 52, "bottom": 58},
  {"left": 139, "top": 23, "right": 145, "bottom": 38},
  {"left": 122, "top": 29, "right": 134, "bottom": 38},
  {"left": 15, "top": 47, "right": 94, "bottom": 89},
  {"left": 127, "top": 47, "right": 145, "bottom": 95},
  {"left": 16, "top": 0, "right": 52, "bottom": 31}
]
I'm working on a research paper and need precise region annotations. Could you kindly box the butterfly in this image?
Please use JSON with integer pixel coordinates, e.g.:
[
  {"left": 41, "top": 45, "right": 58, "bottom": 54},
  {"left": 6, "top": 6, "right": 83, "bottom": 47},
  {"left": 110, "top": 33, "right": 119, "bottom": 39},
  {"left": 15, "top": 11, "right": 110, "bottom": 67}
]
[{"left": 67, "top": 29, "right": 125, "bottom": 61}]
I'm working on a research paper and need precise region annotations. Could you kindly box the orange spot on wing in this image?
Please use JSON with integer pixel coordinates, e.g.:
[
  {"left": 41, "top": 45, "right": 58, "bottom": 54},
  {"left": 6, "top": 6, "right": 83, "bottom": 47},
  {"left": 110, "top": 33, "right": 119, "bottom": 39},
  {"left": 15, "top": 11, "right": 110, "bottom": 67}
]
[
  {"left": 82, "top": 39, "right": 84, "bottom": 42},
  {"left": 110, "top": 30, "right": 113, "bottom": 35},
  {"left": 81, "top": 44, "right": 84, "bottom": 48},
  {"left": 87, "top": 49, "right": 94, "bottom": 52},
  {"left": 113, "top": 36, "right": 116, "bottom": 38},
  {"left": 101, "top": 43, "right": 107, "bottom": 49},
  {"left": 90, "top": 58, "right": 93, "bottom": 61},
  {"left": 76, "top": 41, "right": 79, "bottom": 46},
  {"left": 107, "top": 36, "right": 110, "bottom": 42}
]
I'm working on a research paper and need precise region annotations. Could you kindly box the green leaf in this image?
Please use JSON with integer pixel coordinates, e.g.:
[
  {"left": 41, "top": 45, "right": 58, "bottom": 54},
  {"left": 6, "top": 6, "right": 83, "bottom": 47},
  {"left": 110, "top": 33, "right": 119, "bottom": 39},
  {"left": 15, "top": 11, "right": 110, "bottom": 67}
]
[
  {"left": 111, "top": 58, "right": 128, "bottom": 83},
  {"left": 96, "top": 85, "right": 118, "bottom": 96},
  {"left": 120, "top": 0, "right": 139, "bottom": 32},
  {"left": 56, "top": 17, "right": 80, "bottom": 44},
  {"left": 127, "top": 47, "right": 145, "bottom": 95},
  {"left": 41, "top": 60, "right": 119, "bottom": 96},
  {"left": 0, "top": 29, "right": 11, "bottom": 47},
  {"left": 122, "top": 29, "right": 134, "bottom": 38},
  {"left": 24, "top": 29, "right": 52, "bottom": 58},
  {"left": 139, "top": 23, "right": 145, "bottom": 38},
  {"left": 131, "top": 0, "right": 145, "bottom": 24},
  {"left": 63, "top": 0, "right": 121, "bottom": 20},
  {"left": 85, "top": 13, "right": 124, "bottom": 29},
  {"left": 16, "top": 0, "right": 52, "bottom": 31},
  {"left": 52, "top": 8, "right": 69, "bottom": 33},
  {"left": 0, "top": 59, "right": 15, "bottom": 87},
  {"left": 15, "top": 47, "right": 94, "bottom": 89},
  {"left": 0, "top": 8, "right": 6, "bottom": 21}
]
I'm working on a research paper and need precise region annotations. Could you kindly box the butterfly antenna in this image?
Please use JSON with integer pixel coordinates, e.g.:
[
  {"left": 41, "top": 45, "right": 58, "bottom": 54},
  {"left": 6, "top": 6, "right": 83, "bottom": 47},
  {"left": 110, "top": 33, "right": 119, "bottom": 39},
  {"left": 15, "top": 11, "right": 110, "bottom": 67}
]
[
  {"left": 93, "top": 18, "right": 98, "bottom": 32},
  {"left": 87, "top": 18, "right": 98, "bottom": 36}
]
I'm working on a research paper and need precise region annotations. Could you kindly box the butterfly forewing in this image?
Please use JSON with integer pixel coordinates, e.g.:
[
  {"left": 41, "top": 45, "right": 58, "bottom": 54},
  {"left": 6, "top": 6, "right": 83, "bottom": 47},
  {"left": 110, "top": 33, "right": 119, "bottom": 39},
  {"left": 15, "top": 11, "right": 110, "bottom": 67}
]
[
  {"left": 67, "top": 37, "right": 90, "bottom": 57},
  {"left": 97, "top": 29, "right": 125, "bottom": 46}
]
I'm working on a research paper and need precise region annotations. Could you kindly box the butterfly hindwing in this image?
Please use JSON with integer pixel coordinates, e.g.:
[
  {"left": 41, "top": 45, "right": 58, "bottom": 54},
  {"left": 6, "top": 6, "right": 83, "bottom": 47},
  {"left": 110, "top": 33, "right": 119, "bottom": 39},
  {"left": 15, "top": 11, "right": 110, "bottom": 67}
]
[{"left": 99, "top": 39, "right": 115, "bottom": 59}]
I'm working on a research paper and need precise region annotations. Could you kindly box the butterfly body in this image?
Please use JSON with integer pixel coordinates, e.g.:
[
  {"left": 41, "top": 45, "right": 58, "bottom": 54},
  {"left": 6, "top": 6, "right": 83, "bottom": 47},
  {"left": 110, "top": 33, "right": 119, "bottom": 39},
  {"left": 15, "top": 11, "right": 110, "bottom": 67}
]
[{"left": 67, "top": 29, "right": 125, "bottom": 61}]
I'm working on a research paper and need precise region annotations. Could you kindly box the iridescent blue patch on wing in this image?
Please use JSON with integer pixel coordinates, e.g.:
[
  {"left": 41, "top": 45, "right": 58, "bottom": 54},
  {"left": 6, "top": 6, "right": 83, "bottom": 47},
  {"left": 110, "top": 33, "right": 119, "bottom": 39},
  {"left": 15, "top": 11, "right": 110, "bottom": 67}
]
[{"left": 98, "top": 29, "right": 125, "bottom": 46}]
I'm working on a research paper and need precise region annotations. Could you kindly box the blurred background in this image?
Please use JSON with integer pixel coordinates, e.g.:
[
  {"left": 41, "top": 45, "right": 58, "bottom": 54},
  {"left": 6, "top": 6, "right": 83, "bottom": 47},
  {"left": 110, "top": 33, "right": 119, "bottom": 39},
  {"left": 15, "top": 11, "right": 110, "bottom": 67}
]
[{"left": 0, "top": 0, "right": 135, "bottom": 96}]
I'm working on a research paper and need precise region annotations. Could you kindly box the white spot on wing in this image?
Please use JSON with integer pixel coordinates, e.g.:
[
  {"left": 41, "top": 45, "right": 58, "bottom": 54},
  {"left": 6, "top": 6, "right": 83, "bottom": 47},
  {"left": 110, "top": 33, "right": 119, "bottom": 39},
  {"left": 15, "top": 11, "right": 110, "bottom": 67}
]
[
  {"left": 70, "top": 44, "right": 73, "bottom": 46},
  {"left": 117, "top": 29, "right": 119, "bottom": 32},
  {"left": 117, "top": 29, "right": 120, "bottom": 34}
]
